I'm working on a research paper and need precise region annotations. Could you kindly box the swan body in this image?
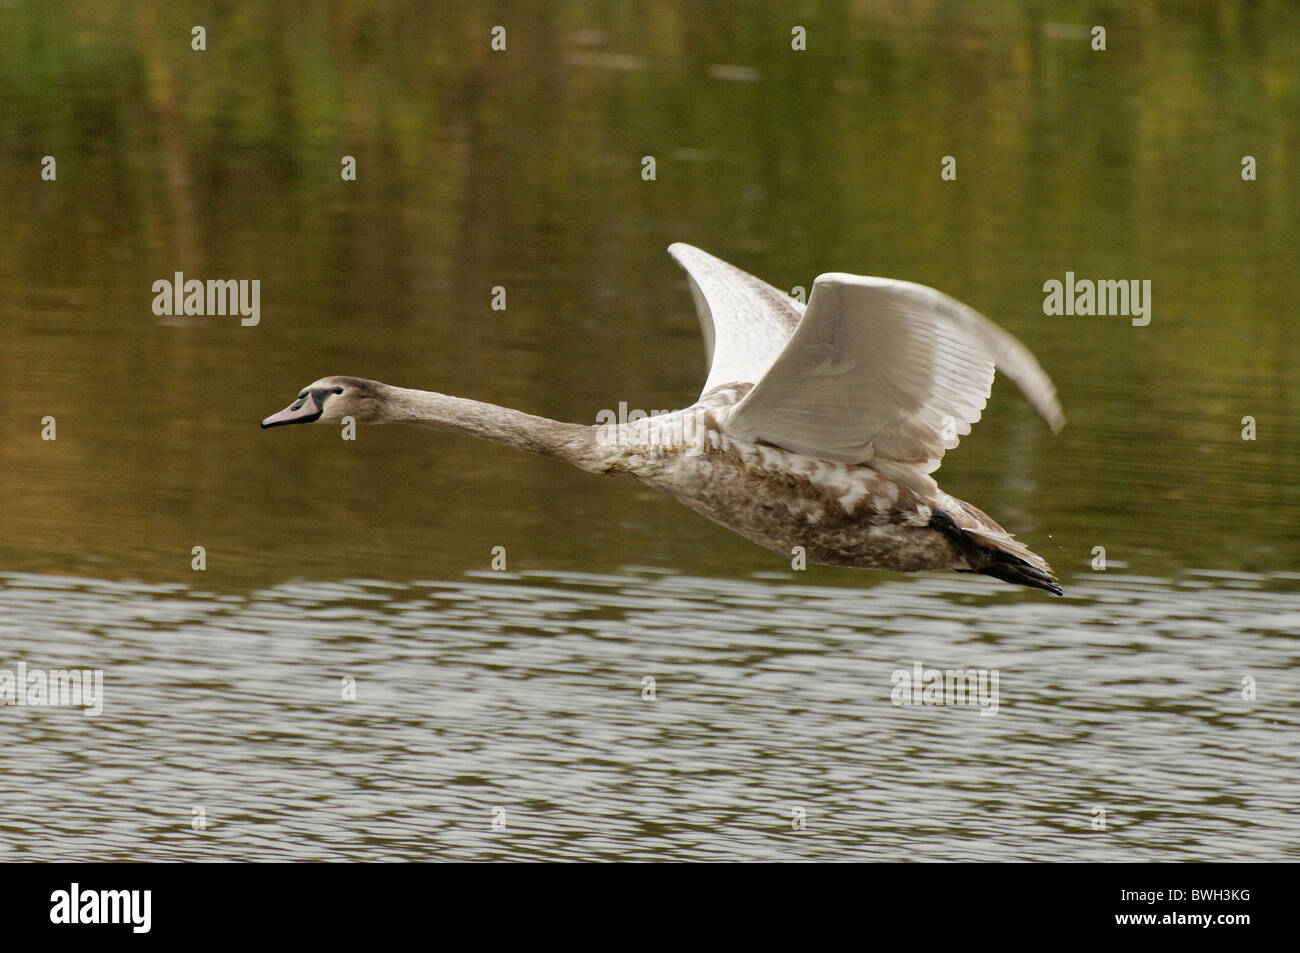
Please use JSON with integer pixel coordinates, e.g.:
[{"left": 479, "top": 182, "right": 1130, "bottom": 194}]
[{"left": 263, "top": 245, "right": 1065, "bottom": 593}]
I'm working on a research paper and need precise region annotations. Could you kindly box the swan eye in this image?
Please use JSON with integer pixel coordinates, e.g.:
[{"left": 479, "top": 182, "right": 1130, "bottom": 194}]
[{"left": 332, "top": 387, "right": 343, "bottom": 395}]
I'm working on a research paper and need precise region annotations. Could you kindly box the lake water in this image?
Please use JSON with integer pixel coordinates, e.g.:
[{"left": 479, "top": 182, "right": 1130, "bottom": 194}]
[
  {"left": 2, "top": 568, "right": 1297, "bottom": 861},
  {"left": 0, "top": 2, "right": 1296, "bottom": 861}
]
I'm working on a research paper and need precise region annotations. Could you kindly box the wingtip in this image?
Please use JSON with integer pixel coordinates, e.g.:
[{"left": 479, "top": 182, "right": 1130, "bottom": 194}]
[
  {"left": 1001, "top": 362, "right": 1064, "bottom": 435},
  {"left": 1045, "top": 402, "right": 1066, "bottom": 435},
  {"left": 670, "top": 241, "right": 721, "bottom": 274}
]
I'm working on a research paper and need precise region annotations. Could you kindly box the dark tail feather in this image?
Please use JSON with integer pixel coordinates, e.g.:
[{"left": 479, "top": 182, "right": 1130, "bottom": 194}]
[
  {"left": 965, "top": 555, "right": 1063, "bottom": 596},
  {"left": 931, "top": 508, "right": 1063, "bottom": 596}
]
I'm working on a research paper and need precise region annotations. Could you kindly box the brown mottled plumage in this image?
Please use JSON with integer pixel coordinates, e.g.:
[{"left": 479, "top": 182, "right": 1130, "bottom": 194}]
[{"left": 263, "top": 245, "right": 1064, "bottom": 593}]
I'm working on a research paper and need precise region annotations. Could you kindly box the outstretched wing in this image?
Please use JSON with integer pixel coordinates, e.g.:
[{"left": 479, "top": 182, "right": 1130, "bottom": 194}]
[
  {"left": 723, "top": 272, "right": 1064, "bottom": 476},
  {"left": 668, "top": 243, "right": 804, "bottom": 398}
]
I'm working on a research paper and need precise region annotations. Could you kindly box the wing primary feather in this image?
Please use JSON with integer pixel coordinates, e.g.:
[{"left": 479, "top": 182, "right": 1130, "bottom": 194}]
[{"left": 723, "top": 272, "right": 1064, "bottom": 475}]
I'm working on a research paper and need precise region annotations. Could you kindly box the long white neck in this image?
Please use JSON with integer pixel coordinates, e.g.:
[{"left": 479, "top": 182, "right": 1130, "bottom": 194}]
[{"left": 379, "top": 384, "right": 609, "bottom": 473}]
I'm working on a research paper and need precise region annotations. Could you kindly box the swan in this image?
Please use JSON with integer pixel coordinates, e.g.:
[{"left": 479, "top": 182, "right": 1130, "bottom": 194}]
[{"left": 262, "top": 244, "right": 1065, "bottom": 593}]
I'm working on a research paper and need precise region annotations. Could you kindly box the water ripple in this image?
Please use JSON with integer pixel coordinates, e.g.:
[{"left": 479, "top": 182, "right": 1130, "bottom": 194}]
[{"left": 0, "top": 569, "right": 1296, "bottom": 861}]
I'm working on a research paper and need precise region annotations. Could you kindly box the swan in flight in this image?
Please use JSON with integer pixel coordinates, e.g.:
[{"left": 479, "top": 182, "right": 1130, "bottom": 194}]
[{"left": 263, "top": 244, "right": 1065, "bottom": 593}]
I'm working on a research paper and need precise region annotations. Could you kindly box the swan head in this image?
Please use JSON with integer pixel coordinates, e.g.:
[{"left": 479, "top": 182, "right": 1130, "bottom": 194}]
[{"left": 261, "top": 376, "right": 386, "bottom": 428}]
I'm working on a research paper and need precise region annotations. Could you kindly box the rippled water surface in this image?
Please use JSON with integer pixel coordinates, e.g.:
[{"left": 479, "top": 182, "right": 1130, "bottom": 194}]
[
  {"left": 2, "top": 569, "right": 1297, "bottom": 861},
  {"left": 0, "top": 2, "right": 1297, "bottom": 860}
]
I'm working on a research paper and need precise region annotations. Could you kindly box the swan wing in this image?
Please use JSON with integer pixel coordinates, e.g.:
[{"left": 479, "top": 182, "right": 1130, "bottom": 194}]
[
  {"left": 723, "top": 272, "right": 1064, "bottom": 475},
  {"left": 668, "top": 243, "right": 804, "bottom": 398}
]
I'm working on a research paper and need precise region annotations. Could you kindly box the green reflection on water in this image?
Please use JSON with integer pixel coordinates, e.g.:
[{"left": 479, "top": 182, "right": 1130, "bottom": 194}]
[{"left": 0, "top": 1, "right": 1295, "bottom": 589}]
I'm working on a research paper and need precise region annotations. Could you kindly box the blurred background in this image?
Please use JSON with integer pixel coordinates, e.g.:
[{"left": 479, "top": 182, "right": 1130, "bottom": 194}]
[
  {"left": 0, "top": 0, "right": 1295, "bottom": 585},
  {"left": 0, "top": 2, "right": 1296, "bottom": 861}
]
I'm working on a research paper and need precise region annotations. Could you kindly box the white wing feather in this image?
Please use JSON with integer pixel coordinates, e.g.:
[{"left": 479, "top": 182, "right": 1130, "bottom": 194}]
[
  {"left": 723, "top": 272, "right": 1064, "bottom": 474},
  {"left": 668, "top": 243, "right": 803, "bottom": 397}
]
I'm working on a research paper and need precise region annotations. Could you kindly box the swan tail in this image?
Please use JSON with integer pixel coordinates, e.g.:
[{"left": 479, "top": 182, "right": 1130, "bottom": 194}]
[{"left": 929, "top": 506, "right": 1063, "bottom": 596}]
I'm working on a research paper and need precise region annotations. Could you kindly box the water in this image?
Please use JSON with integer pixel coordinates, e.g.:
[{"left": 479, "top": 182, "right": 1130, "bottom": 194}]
[
  {"left": 1, "top": 568, "right": 1296, "bottom": 861},
  {"left": 0, "top": 2, "right": 1297, "bottom": 860}
]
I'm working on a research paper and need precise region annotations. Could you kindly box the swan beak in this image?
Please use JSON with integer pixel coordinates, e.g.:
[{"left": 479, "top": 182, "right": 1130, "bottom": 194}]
[{"left": 261, "top": 392, "right": 322, "bottom": 428}]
